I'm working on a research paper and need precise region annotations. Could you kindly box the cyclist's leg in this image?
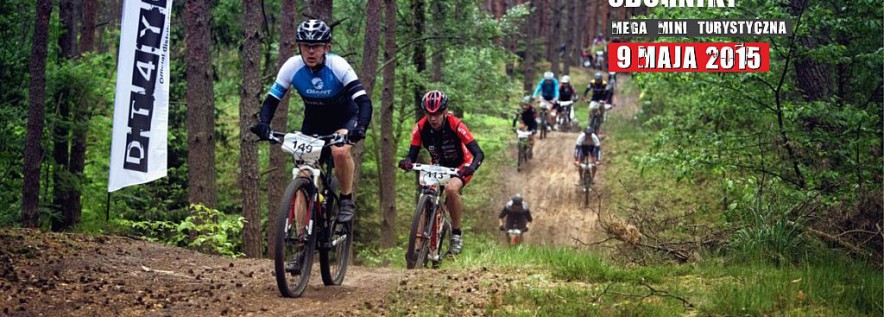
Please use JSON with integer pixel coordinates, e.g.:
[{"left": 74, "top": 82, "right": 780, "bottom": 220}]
[
  {"left": 331, "top": 118, "right": 359, "bottom": 222},
  {"left": 446, "top": 175, "right": 468, "bottom": 254},
  {"left": 445, "top": 177, "right": 465, "bottom": 230}
]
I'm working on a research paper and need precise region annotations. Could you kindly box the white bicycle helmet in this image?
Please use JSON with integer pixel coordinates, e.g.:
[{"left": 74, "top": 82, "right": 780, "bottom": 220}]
[
  {"left": 561, "top": 75, "right": 570, "bottom": 83},
  {"left": 543, "top": 71, "right": 554, "bottom": 80}
]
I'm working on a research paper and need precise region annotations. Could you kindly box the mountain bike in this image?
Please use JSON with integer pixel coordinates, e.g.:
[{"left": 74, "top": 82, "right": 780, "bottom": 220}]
[
  {"left": 578, "top": 153, "right": 595, "bottom": 207},
  {"left": 557, "top": 100, "right": 574, "bottom": 132},
  {"left": 538, "top": 99, "right": 553, "bottom": 139},
  {"left": 516, "top": 129, "right": 532, "bottom": 172},
  {"left": 595, "top": 50, "right": 606, "bottom": 70},
  {"left": 502, "top": 228, "right": 525, "bottom": 246},
  {"left": 266, "top": 131, "right": 353, "bottom": 298},
  {"left": 405, "top": 163, "right": 458, "bottom": 269},
  {"left": 589, "top": 100, "right": 605, "bottom": 134}
]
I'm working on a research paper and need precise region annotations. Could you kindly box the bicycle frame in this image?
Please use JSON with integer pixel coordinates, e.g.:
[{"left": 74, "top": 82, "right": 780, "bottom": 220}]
[
  {"left": 406, "top": 163, "right": 458, "bottom": 268},
  {"left": 269, "top": 131, "right": 352, "bottom": 297}
]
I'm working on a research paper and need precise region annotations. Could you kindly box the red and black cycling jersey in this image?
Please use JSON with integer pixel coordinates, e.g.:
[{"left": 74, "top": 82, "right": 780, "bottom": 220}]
[{"left": 405, "top": 115, "right": 484, "bottom": 171}]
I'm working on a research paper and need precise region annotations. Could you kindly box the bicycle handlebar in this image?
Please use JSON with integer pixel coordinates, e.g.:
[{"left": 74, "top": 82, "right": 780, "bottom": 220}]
[{"left": 268, "top": 131, "right": 349, "bottom": 146}]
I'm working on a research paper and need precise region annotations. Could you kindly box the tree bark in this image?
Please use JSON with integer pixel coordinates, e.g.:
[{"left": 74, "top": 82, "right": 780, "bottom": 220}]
[
  {"left": 430, "top": 0, "right": 445, "bottom": 83},
  {"left": 66, "top": 0, "right": 99, "bottom": 231},
  {"left": 790, "top": 0, "right": 832, "bottom": 102},
  {"left": 186, "top": 0, "right": 217, "bottom": 208},
  {"left": 268, "top": 0, "right": 298, "bottom": 258},
  {"left": 521, "top": 0, "right": 537, "bottom": 92},
  {"left": 23, "top": 0, "right": 53, "bottom": 228},
  {"left": 240, "top": 0, "right": 264, "bottom": 258},
  {"left": 307, "top": 0, "right": 333, "bottom": 21},
  {"left": 379, "top": 0, "right": 398, "bottom": 249},
  {"left": 412, "top": 0, "right": 427, "bottom": 119},
  {"left": 351, "top": 0, "right": 382, "bottom": 248},
  {"left": 51, "top": 0, "right": 77, "bottom": 231},
  {"left": 562, "top": 0, "right": 575, "bottom": 74},
  {"left": 548, "top": 0, "right": 561, "bottom": 75}
]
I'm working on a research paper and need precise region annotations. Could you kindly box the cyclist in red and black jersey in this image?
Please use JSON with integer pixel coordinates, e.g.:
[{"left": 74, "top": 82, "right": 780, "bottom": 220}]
[{"left": 397, "top": 90, "right": 484, "bottom": 255}]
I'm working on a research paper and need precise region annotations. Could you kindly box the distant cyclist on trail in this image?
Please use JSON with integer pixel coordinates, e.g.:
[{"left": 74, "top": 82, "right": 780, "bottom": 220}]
[
  {"left": 557, "top": 75, "right": 578, "bottom": 130},
  {"left": 513, "top": 95, "right": 538, "bottom": 153},
  {"left": 251, "top": 19, "right": 373, "bottom": 224},
  {"left": 583, "top": 72, "right": 609, "bottom": 133},
  {"left": 574, "top": 126, "right": 601, "bottom": 186},
  {"left": 532, "top": 71, "right": 559, "bottom": 129},
  {"left": 397, "top": 90, "right": 485, "bottom": 255},
  {"left": 498, "top": 194, "right": 533, "bottom": 233}
]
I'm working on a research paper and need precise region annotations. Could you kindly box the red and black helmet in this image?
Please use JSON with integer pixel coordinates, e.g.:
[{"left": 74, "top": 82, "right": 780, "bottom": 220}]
[{"left": 421, "top": 90, "right": 448, "bottom": 114}]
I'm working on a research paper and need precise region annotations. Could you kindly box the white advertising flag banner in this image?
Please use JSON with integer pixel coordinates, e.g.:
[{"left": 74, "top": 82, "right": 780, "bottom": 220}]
[{"left": 108, "top": 0, "right": 172, "bottom": 192}]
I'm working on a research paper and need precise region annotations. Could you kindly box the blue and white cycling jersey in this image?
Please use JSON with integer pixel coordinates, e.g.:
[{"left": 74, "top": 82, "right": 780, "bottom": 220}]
[{"left": 267, "top": 54, "right": 368, "bottom": 129}]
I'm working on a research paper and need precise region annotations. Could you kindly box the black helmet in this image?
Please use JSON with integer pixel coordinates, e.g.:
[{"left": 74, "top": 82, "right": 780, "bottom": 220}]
[
  {"left": 297, "top": 19, "right": 332, "bottom": 43},
  {"left": 512, "top": 194, "right": 523, "bottom": 205},
  {"left": 584, "top": 126, "right": 595, "bottom": 135}
]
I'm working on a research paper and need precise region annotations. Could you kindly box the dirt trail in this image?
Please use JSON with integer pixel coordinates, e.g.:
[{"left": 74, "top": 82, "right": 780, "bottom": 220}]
[
  {"left": 503, "top": 123, "right": 607, "bottom": 246},
  {"left": 0, "top": 228, "right": 401, "bottom": 316}
]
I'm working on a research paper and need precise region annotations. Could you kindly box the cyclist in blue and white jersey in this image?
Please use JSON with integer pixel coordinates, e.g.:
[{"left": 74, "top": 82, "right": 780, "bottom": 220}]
[
  {"left": 532, "top": 71, "right": 559, "bottom": 129},
  {"left": 251, "top": 19, "right": 373, "bottom": 223}
]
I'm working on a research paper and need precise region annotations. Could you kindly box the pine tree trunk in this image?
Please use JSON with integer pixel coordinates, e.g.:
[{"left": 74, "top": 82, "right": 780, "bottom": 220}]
[
  {"left": 308, "top": 0, "right": 333, "bottom": 20},
  {"left": 267, "top": 0, "right": 297, "bottom": 258},
  {"left": 379, "top": 0, "right": 398, "bottom": 249},
  {"left": 430, "top": 0, "right": 445, "bottom": 83},
  {"left": 66, "top": 0, "right": 99, "bottom": 231},
  {"left": 412, "top": 0, "right": 427, "bottom": 120},
  {"left": 23, "top": 0, "right": 53, "bottom": 228},
  {"left": 51, "top": 0, "right": 77, "bottom": 231},
  {"left": 186, "top": 0, "right": 217, "bottom": 209},
  {"left": 522, "top": 0, "right": 537, "bottom": 92},
  {"left": 240, "top": 0, "right": 263, "bottom": 258},
  {"left": 351, "top": 0, "right": 382, "bottom": 248}
]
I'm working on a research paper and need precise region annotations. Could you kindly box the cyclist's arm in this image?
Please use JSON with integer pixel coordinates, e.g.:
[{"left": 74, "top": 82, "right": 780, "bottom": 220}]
[
  {"left": 347, "top": 80, "right": 373, "bottom": 131},
  {"left": 331, "top": 57, "right": 373, "bottom": 131},
  {"left": 455, "top": 121, "right": 484, "bottom": 171},
  {"left": 258, "top": 94, "right": 281, "bottom": 124},
  {"left": 498, "top": 206, "right": 508, "bottom": 219},
  {"left": 404, "top": 122, "right": 423, "bottom": 162},
  {"left": 465, "top": 141, "right": 484, "bottom": 171},
  {"left": 552, "top": 79, "right": 560, "bottom": 100},
  {"left": 258, "top": 58, "right": 299, "bottom": 123},
  {"left": 532, "top": 80, "right": 543, "bottom": 98},
  {"left": 583, "top": 86, "right": 591, "bottom": 99},
  {"left": 525, "top": 207, "right": 533, "bottom": 223}
]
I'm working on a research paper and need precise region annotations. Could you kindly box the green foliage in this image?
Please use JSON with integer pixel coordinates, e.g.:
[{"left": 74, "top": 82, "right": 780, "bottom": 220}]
[{"left": 119, "top": 203, "right": 245, "bottom": 257}]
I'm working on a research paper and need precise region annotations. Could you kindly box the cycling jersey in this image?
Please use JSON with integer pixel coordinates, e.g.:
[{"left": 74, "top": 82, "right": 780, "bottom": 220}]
[
  {"left": 574, "top": 132, "right": 601, "bottom": 161},
  {"left": 499, "top": 200, "right": 533, "bottom": 231},
  {"left": 513, "top": 107, "right": 538, "bottom": 132},
  {"left": 405, "top": 115, "right": 484, "bottom": 182},
  {"left": 259, "top": 53, "right": 372, "bottom": 134},
  {"left": 583, "top": 80, "right": 608, "bottom": 102},
  {"left": 558, "top": 84, "right": 577, "bottom": 102},
  {"left": 532, "top": 78, "right": 559, "bottom": 101}
]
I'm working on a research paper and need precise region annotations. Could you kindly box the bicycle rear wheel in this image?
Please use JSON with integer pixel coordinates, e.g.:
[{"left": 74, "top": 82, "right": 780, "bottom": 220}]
[
  {"left": 320, "top": 193, "right": 352, "bottom": 286},
  {"left": 274, "top": 178, "right": 316, "bottom": 298},
  {"left": 406, "top": 195, "right": 433, "bottom": 269}
]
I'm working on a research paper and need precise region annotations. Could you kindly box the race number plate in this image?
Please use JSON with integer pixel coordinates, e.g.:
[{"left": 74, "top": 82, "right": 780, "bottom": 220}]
[{"left": 281, "top": 132, "right": 326, "bottom": 162}]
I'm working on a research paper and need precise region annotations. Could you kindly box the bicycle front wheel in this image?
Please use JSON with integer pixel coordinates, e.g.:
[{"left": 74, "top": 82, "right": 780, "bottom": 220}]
[
  {"left": 320, "top": 194, "right": 352, "bottom": 286},
  {"left": 274, "top": 178, "right": 316, "bottom": 298},
  {"left": 406, "top": 195, "right": 433, "bottom": 269}
]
